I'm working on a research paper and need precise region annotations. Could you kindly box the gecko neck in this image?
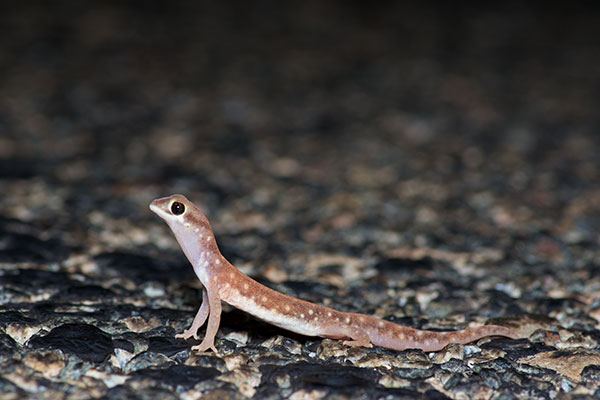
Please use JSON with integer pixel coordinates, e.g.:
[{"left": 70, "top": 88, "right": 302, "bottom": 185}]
[{"left": 168, "top": 217, "right": 223, "bottom": 283}]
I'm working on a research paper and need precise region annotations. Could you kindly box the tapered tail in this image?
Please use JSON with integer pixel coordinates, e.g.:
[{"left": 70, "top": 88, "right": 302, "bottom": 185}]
[
  {"left": 369, "top": 322, "right": 518, "bottom": 352},
  {"left": 438, "top": 324, "right": 518, "bottom": 350},
  {"left": 415, "top": 324, "right": 518, "bottom": 351}
]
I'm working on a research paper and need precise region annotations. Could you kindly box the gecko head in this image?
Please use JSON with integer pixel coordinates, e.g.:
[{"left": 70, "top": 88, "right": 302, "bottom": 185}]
[
  {"left": 149, "top": 194, "right": 193, "bottom": 221},
  {"left": 150, "top": 194, "right": 212, "bottom": 229},
  {"left": 150, "top": 194, "right": 216, "bottom": 264}
]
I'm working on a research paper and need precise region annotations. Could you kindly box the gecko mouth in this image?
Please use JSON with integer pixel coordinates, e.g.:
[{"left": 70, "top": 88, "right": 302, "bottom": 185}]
[{"left": 149, "top": 200, "right": 166, "bottom": 217}]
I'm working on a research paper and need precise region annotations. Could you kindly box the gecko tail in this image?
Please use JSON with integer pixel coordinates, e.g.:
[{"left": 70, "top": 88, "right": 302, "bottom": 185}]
[
  {"left": 369, "top": 322, "right": 518, "bottom": 352},
  {"left": 450, "top": 324, "right": 518, "bottom": 345},
  {"left": 418, "top": 324, "right": 519, "bottom": 352}
]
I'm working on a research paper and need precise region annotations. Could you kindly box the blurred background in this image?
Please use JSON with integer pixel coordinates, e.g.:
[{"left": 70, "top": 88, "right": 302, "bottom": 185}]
[
  {"left": 1, "top": 2, "right": 600, "bottom": 397},
  {"left": 1, "top": 2, "right": 599, "bottom": 258},
  {"left": 0, "top": 1, "right": 600, "bottom": 282},
  {"left": 1, "top": 1, "right": 599, "bottom": 268}
]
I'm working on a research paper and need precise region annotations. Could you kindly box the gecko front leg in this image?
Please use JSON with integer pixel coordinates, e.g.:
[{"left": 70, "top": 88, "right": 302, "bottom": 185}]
[
  {"left": 191, "top": 286, "right": 222, "bottom": 353},
  {"left": 176, "top": 287, "right": 209, "bottom": 340}
]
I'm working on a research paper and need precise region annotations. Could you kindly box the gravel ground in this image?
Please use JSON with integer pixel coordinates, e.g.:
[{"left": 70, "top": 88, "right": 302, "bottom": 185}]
[{"left": 1, "top": 2, "right": 600, "bottom": 399}]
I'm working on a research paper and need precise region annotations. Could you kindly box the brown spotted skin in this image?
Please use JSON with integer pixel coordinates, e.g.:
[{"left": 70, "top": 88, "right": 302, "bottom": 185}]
[{"left": 150, "top": 194, "right": 519, "bottom": 353}]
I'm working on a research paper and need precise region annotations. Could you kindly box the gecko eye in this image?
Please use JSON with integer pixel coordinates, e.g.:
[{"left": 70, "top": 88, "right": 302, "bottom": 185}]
[{"left": 171, "top": 201, "right": 185, "bottom": 215}]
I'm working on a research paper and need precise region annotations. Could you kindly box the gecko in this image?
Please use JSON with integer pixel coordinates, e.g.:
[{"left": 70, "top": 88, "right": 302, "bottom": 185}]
[{"left": 150, "top": 194, "right": 518, "bottom": 353}]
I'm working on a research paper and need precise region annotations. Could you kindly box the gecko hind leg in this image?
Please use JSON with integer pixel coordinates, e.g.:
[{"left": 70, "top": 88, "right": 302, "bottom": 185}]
[{"left": 342, "top": 327, "right": 373, "bottom": 348}]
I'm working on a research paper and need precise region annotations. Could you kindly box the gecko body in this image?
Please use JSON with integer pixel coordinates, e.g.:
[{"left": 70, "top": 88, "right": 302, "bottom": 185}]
[{"left": 150, "top": 194, "right": 518, "bottom": 353}]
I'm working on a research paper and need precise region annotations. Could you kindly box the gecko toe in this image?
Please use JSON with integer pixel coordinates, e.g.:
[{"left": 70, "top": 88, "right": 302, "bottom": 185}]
[
  {"left": 192, "top": 340, "right": 218, "bottom": 353},
  {"left": 176, "top": 328, "right": 202, "bottom": 341},
  {"left": 342, "top": 339, "right": 373, "bottom": 348},
  {"left": 175, "top": 331, "right": 193, "bottom": 340}
]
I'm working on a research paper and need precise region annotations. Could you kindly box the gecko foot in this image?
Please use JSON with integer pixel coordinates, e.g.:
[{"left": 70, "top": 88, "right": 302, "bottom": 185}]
[
  {"left": 342, "top": 328, "right": 372, "bottom": 348},
  {"left": 342, "top": 339, "right": 373, "bottom": 348},
  {"left": 175, "top": 328, "right": 199, "bottom": 340},
  {"left": 192, "top": 340, "right": 218, "bottom": 354}
]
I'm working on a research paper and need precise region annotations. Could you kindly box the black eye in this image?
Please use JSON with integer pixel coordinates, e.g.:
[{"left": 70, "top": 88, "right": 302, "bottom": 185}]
[{"left": 171, "top": 201, "right": 185, "bottom": 215}]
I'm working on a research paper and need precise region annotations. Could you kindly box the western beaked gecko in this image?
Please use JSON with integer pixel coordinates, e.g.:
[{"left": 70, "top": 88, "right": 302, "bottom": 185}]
[{"left": 150, "top": 194, "right": 518, "bottom": 353}]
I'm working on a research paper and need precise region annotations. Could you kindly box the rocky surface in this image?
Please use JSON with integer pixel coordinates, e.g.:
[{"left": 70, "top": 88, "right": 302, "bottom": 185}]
[{"left": 1, "top": 2, "right": 599, "bottom": 399}]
